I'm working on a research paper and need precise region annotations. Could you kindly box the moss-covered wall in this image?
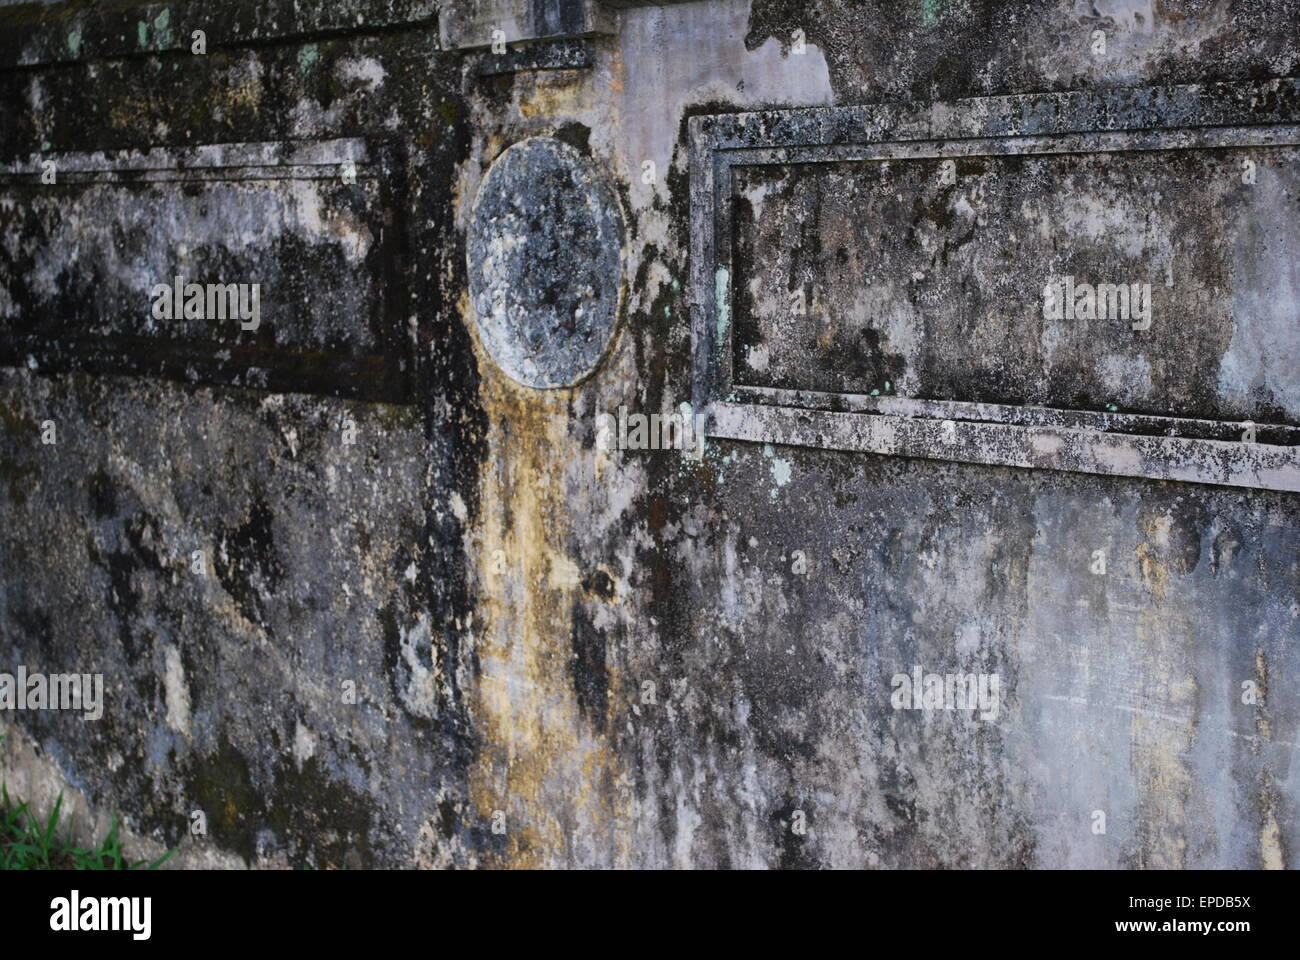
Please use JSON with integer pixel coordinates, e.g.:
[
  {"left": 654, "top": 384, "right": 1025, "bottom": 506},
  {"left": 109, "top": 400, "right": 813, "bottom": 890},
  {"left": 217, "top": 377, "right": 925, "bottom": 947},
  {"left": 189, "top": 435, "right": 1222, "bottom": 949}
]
[{"left": 0, "top": 0, "right": 1297, "bottom": 868}]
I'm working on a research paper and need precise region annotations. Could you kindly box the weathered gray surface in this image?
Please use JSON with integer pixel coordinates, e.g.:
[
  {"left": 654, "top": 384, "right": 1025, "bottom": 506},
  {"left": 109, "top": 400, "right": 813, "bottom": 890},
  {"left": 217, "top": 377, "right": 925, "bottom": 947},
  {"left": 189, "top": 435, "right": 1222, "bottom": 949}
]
[
  {"left": 0, "top": 0, "right": 1297, "bottom": 870},
  {"left": 730, "top": 140, "right": 1299, "bottom": 420},
  {"left": 440, "top": 0, "right": 615, "bottom": 49}
]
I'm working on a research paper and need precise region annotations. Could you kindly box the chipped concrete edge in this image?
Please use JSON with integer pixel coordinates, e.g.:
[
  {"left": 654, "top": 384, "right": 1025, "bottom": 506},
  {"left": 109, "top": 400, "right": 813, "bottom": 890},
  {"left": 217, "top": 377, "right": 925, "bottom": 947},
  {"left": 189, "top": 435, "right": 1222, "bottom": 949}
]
[{"left": 708, "top": 402, "right": 1300, "bottom": 493}]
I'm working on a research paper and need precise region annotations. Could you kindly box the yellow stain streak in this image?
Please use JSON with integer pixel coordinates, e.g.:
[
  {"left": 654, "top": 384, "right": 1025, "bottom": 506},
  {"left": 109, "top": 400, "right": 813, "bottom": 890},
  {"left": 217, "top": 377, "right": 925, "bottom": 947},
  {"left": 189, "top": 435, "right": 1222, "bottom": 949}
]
[
  {"left": 1130, "top": 512, "right": 1193, "bottom": 868},
  {"left": 517, "top": 71, "right": 588, "bottom": 120},
  {"left": 463, "top": 292, "right": 629, "bottom": 868}
]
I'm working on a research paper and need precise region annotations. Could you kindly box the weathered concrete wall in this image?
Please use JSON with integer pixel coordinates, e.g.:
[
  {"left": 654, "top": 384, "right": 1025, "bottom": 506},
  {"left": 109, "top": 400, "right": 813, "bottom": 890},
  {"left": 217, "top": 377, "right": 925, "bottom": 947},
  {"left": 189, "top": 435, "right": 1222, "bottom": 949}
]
[{"left": 0, "top": 0, "right": 1297, "bottom": 868}]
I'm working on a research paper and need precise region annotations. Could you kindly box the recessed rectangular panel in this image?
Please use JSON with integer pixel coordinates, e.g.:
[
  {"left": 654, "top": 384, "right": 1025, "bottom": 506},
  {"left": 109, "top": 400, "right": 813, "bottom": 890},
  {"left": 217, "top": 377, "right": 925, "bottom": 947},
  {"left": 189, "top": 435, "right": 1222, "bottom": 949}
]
[
  {"left": 0, "top": 139, "right": 413, "bottom": 402},
  {"left": 732, "top": 142, "right": 1299, "bottom": 428},
  {"left": 691, "top": 81, "right": 1300, "bottom": 491}
]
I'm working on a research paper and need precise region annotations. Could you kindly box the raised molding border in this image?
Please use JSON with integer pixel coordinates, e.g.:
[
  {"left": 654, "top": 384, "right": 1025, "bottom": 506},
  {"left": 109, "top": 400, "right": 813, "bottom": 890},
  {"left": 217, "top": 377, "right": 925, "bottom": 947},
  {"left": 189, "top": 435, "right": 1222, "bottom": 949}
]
[
  {"left": 0, "top": 137, "right": 415, "bottom": 404},
  {"left": 689, "top": 79, "right": 1300, "bottom": 492}
]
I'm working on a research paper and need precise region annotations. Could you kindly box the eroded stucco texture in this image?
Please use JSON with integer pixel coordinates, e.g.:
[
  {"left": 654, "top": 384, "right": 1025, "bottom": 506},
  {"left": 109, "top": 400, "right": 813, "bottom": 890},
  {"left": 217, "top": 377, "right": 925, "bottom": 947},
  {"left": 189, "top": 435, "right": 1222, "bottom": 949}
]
[{"left": 0, "top": 0, "right": 1297, "bottom": 869}]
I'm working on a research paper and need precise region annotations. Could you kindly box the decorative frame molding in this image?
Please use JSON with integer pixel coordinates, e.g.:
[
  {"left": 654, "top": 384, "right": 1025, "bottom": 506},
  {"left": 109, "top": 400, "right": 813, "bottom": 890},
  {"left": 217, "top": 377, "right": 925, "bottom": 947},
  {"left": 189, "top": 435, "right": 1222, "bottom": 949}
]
[
  {"left": 689, "top": 79, "right": 1300, "bottom": 492},
  {"left": 0, "top": 137, "right": 414, "bottom": 404}
]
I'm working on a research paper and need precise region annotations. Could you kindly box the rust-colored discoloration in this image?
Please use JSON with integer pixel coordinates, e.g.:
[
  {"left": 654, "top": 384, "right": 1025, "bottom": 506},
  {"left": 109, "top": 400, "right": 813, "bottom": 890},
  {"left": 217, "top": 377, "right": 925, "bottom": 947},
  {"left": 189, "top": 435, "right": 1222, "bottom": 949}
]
[{"left": 464, "top": 293, "right": 631, "bottom": 868}]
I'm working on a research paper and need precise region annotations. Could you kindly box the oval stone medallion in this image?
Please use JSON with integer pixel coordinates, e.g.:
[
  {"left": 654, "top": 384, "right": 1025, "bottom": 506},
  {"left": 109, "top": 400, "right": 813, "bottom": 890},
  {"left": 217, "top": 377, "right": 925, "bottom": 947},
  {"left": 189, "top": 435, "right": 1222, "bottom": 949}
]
[{"left": 467, "top": 137, "right": 624, "bottom": 388}]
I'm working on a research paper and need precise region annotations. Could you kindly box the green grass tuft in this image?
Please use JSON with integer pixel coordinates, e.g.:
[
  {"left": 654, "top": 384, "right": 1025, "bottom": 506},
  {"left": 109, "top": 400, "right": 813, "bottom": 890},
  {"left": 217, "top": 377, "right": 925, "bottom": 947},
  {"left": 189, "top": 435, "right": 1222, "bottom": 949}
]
[{"left": 0, "top": 737, "right": 176, "bottom": 870}]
